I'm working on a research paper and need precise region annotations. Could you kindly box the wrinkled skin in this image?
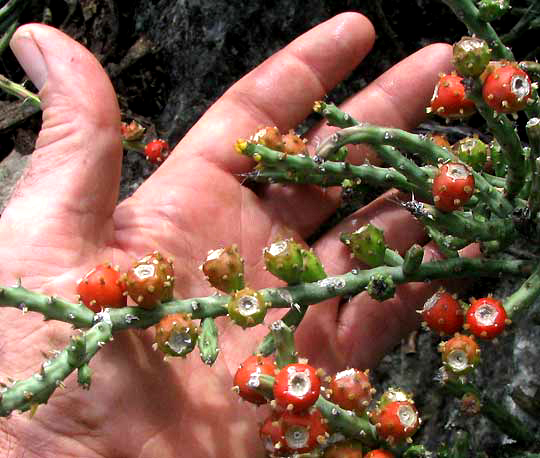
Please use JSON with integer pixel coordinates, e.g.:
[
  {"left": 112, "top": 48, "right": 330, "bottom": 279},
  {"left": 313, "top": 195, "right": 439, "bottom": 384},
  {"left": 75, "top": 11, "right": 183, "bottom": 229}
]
[{"left": 0, "top": 15, "right": 472, "bottom": 458}]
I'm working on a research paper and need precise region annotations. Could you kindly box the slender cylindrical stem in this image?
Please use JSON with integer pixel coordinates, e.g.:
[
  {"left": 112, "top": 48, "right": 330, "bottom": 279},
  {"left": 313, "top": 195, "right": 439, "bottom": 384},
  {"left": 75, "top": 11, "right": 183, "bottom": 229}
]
[
  {"left": 0, "top": 74, "right": 41, "bottom": 108},
  {"left": 440, "top": 0, "right": 514, "bottom": 60}
]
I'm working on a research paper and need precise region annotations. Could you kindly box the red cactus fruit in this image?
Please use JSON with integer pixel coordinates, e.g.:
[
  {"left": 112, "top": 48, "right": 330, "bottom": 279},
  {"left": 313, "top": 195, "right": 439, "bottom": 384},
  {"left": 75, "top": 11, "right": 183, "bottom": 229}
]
[
  {"left": 155, "top": 313, "right": 198, "bottom": 357},
  {"left": 328, "top": 368, "right": 374, "bottom": 415},
  {"left": 273, "top": 363, "right": 321, "bottom": 412},
  {"left": 421, "top": 290, "right": 464, "bottom": 335},
  {"left": 428, "top": 73, "right": 476, "bottom": 119},
  {"left": 126, "top": 251, "right": 174, "bottom": 309},
  {"left": 482, "top": 63, "right": 532, "bottom": 113},
  {"left": 364, "top": 450, "right": 395, "bottom": 458},
  {"left": 465, "top": 297, "right": 508, "bottom": 339},
  {"left": 233, "top": 354, "right": 275, "bottom": 405},
  {"left": 371, "top": 400, "right": 420, "bottom": 445},
  {"left": 144, "top": 139, "right": 170, "bottom": 164},
  {"left": 323, "top": 440, "right": 363, "bottom": 458},
  {"left": 432, "top": 162, "right": 475, "bottom": 212},
  {"left": 76, "top": 262, "right": 127, "bottom": 312},
  {"left": 439, "top": 333, "right": 480, "bottom": 375},
  {"left": 260, "top": 413, "right": 287, "bottom": 456},
  {"left": 280, "top": 408, "right": 328, "bottom": 454}
]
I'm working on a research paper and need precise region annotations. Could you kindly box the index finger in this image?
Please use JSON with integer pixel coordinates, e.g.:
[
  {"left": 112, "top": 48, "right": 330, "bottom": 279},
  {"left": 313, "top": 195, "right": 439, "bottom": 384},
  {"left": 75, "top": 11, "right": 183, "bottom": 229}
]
[{"left": 160, "top": 13, "right": 376, "bottom": 175}]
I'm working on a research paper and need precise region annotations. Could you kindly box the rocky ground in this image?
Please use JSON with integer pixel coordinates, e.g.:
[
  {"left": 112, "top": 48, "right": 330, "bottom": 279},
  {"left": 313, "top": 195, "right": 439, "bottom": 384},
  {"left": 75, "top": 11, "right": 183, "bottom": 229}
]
[{"left": 1, "top": 0, "right": 540, "bottom": 456}]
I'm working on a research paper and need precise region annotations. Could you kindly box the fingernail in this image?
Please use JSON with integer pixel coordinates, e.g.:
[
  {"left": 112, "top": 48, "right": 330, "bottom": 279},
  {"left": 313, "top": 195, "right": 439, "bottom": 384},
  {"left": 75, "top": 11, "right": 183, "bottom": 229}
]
[{"left": 10, "top": 30, "right": 48, "bottom": 90}]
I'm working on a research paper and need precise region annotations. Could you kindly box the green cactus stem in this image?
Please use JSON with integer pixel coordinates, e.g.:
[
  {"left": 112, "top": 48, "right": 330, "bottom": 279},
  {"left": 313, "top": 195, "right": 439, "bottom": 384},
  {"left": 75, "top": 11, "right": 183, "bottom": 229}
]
[
  {"left": 313, "top": 101, "right": 360, "bottom": 128},
  {"left": 314, "top": 124, "right": 513, "bottom": 217},
  {"left": 255, "top": 302, "right": 309, "bottom": 356},
  {"left": 526, "top": 118, "right": 540, "bottom": 218},
  {"left": 0, "top": 254, "right": 535, "bottom": 339},
  {"left": 270, "top": 320, "right": 298, "bottom": 368},
  {"left": 441, "top": 378, "right": 537, "bottom": 444},
  {"left": 402, "top": 244, "right": 425, "bottom": 275},
  {"left": 77, "top": 364, "right": 92, "bottom": 390},
  {"left": 404, "top": 200, "right": 515, "bottom": 243},
  {"left": 425, "top": 228, "right": 463, "bottom": 258},
  {"left": 489, "top": 138, "right": 509, "bottom": 178},
  {"left": 0, "top": 320, "right": 112, "bottom": 416},
  {"left": 440, "top": 0, "right": 513, "bottom": 60},
  {"left": 0, "top": 74, "right": 41, "bottom": 109},
  {"left": 366, "top": 273, "right": 396, "bottom": 301},
  {"left": 245, "top": 166, "right": 359, "bottom": 187},
  {"left": 520, "top": 61, "right": 540, "bottom": 77},
  {"left": 503, "top": 261, "right": 540, "bottom": 318},
  {"left": 403, "top": 445, "right": 433, "bottom": 458},
  {"left": 315, "top": 396, "right": 377, "bottom": 445},
  {"left": 197, "top": 317, "right": 220, "bottom": 366},
  {"left": 316, "top": 126, "right": 432, "bottom": 199},
  {"left": 121, "top": 139, "right": 146, "bottom": 153},
  {"left": 0, "top": 20, "right": 16, "bottom": 56},
  {"left": 463, "top": 78, "right": 527, "bottom": 199},
  {"left": 0, "top": 0, "right": 27, "bottom": 40},
  {"left": 236, "top": 140, "right": 426, "bottom": 198},
  {"left": 0, "top": 285, "right": 95, "bottom": 328}
]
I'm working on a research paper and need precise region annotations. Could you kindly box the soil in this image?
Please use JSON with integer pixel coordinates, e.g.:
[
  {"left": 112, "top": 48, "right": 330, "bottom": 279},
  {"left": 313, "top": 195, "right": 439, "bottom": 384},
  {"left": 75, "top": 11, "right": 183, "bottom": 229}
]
[{"left": 1, "top": 0, "right": 540, "bottom": 456}]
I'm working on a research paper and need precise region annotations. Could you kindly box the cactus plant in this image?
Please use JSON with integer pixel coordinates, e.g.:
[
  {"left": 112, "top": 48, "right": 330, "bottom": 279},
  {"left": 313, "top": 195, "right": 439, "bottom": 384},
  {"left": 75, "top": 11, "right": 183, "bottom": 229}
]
[{"left": 2, "top": 0, "right": 540, "bottom": 456}]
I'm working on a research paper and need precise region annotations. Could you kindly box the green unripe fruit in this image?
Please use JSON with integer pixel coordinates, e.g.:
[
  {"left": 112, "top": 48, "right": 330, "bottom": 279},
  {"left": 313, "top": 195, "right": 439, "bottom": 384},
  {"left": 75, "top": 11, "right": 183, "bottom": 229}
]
[
  {"left": 366, "top": 273, "right": 396, "bottom": 301},
  {"left": 340, "top": 224, "right": 387, "bottom": 267},
  {"left": 477, "top": 0, "right": 511, "bottom": 22},
  {"left": 263, "top": 238, "right": 304, "bottom": 284},
  {"left": 202, "top": 245, "right": 245, "bottom": 293},
  {"left": 452, "top": 36, "right": 491, "bottom": 77},
  {"left": 324, "top": 145, "right": 349, "bottom": 162},
  {"left": 228, "top": 288, "right": 267, "bottom": 328},
  {"left": 453, "top": 136, "right": 489, "bottom": 171},
  {"left": 299, "top": 248, "right": 327, "bottom": 283}
]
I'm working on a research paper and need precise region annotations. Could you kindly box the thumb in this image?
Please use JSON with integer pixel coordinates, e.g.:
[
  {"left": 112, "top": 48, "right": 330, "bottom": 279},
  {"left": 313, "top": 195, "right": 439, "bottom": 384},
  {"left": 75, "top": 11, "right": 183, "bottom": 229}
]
[{"left": 3, "top": 24, "right": 122, "bottom": 248}]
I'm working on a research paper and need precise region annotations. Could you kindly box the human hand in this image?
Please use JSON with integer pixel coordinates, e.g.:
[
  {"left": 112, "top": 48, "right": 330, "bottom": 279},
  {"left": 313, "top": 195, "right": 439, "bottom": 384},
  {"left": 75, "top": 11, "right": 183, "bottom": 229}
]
[{"left": 0, "top": 14, "right": 454, "bottom": 458}]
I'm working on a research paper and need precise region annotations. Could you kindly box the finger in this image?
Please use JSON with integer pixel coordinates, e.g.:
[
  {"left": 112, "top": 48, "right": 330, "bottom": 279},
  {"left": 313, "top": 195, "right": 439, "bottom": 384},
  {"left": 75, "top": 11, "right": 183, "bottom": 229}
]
[
  {"left": 3, "top": 24, "right": 122, "bottom": 249},
  {"left": 333, "top": 241, "right": 481, "bottom": 370},
  {"left": 294, "top": 189, "right": 482, "bottom": 372},
  {"left": 155, "top": 13, "right": 375, "bottom": 178},
  {"left": 259, "top": 43, "right": 453, "bottom": 238},
  {"left": 293, "top": 190, "right": 430, "bottom": 372}
]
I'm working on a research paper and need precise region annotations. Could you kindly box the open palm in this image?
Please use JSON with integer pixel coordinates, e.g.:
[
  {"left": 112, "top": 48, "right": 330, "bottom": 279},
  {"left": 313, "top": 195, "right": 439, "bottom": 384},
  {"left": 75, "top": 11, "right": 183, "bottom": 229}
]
[{"left": 0, "top": 15, "right": 453, "bottom": 458}]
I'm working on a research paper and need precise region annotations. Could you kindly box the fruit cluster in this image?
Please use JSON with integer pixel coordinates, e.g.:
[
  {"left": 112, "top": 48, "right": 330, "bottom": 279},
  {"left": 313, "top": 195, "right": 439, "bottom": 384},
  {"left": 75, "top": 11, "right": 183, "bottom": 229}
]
[
  {"left": 233, "top": 354, "right": 419, "bottom": 457},
  {"left": 121, "top": 119, "right": 171, "bottom": 164}
]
